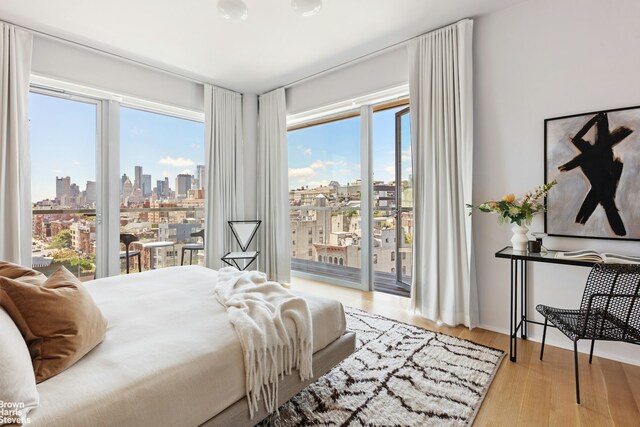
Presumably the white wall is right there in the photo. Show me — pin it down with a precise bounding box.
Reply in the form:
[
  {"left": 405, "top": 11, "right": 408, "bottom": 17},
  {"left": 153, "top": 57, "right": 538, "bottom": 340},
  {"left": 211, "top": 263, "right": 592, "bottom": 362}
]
[
  {"left": 474, "top": 0, "right": 640, "bottom": 365},
  {"left": 31, "top": 35, "right": 203, "bottom": 111},
  {"left": 286, "top": 45, "right": 407, "bottom": 115}
]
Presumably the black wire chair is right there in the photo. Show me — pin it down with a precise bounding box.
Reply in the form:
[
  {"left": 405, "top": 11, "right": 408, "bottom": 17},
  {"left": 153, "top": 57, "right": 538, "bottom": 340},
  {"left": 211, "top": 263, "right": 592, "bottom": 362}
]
[
  {"left": 536, "top": 264, "right": 640, "bottom": 404},
  {"left": 119, "top": 233, "right": 141, "bottom": 274},
  {"left": 181, "top": 229, "right": 204, "bottom": 265}
]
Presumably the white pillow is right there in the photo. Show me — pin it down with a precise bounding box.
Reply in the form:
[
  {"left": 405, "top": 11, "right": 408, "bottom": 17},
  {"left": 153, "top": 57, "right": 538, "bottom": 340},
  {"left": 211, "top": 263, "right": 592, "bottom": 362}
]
[{"left": 0, "top": 307, "right": 39, "bottom": 425}]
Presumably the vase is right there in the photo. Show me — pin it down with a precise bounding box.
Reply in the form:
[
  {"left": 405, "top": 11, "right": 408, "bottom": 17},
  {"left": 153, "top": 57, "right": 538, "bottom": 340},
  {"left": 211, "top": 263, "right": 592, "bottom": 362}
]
[{"left": 511, "top": 223, "right": 529, "bottom": 252}]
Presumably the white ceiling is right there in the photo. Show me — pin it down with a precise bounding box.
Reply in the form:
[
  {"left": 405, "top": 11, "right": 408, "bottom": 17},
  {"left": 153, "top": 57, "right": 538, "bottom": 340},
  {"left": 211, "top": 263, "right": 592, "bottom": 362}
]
[{"left": 0, "top": 0, "right": 523, "bottom": 93}]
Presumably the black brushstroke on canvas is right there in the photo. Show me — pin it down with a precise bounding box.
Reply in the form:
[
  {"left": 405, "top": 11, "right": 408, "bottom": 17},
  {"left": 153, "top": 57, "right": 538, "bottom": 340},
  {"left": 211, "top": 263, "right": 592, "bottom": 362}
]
[{"left": 558, "top": 112, "right": 633, "bottom": 236}]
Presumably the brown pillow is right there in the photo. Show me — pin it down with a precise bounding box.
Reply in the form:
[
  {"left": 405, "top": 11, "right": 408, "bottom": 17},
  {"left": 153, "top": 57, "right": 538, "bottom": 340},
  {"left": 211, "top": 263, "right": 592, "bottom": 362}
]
[
  {"left": 0, "top": 261, "right": 46, "bottom": 285},
  {"left": 0, "top": 267, "right": 108, "bottom": 383}
]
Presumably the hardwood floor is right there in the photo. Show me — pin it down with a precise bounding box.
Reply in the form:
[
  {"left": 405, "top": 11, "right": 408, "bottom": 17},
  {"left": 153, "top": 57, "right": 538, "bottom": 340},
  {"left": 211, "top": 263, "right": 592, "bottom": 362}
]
[{"left": 290, "top": 277, "right": 640, "bottom": 426}]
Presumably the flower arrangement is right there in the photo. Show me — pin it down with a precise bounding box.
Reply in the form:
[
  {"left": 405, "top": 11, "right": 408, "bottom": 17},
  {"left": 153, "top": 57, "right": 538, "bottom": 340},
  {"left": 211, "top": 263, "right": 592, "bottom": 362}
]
[{"left": 467, "top": 181, "right": 557, "bottom": 226}]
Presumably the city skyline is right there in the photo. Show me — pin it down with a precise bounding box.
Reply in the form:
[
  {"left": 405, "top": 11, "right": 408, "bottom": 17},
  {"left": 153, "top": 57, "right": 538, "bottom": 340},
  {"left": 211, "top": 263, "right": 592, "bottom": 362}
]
[{"left": 29, "top": 93, "right": 205, "bottom": 202}]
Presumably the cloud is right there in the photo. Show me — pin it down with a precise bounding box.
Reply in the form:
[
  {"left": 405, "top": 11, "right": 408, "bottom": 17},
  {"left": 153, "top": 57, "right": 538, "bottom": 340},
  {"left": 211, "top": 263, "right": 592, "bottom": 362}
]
[
  {"left": 161, "top": 170, "right": 171, "bottom": 178},
  {"left": 306, "top": 180, "right": 329, "bottom": 189},
  {"left": 51, "top": 169, "right": 63, "bottom": 174},
  {"left": 303, "top": 148, "right": 312, "bottom": 156},
  {"left": 158, "top": 156, "right": 194, "bottom": 167},
  {"left": 72, "top": 160, "right": 81, "bottom": 166},
  {"left": 288, "top": 167, "right": 316, "bottom": 179},
  {"left": 401, "top": 154, "right": 410, "bottom": 162},
  {"left": 309, "top": 160, "right": 344, "bottom": 169},
  {"left": 384, "top": 165, "right": 395, "bottom": 174},
  {"left": 179, "top": 169, "right": 194, "bottom": 176}
]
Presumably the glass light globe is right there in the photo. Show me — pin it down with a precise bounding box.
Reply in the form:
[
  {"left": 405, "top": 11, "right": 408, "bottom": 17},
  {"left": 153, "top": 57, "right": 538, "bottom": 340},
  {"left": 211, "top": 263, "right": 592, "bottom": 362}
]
[
  {"left": 217, "top": 0, "right": 248, "bottom": 21},
  {"left": 292, "top": 0, "right": 323, "bottom": 17}
]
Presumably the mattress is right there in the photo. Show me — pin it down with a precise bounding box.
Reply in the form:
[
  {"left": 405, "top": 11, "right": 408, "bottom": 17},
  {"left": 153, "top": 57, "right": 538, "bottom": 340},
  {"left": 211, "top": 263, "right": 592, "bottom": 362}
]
[{"left": 27, "top": 266, "right": 347, "bottom": 427}]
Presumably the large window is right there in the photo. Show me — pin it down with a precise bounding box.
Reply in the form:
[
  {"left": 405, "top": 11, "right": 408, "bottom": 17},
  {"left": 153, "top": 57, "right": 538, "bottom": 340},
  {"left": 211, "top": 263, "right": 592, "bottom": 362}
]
[
  {"left": 288, "top": 99, "right": 412, "bottom": 296},
  {"left": 288, "top": 115, "right": 362, "bottom": 286},
  {"left": 29, "top": 91, "right": 99, "bottom": 280},
  {"left": 119, "top": 107, "right": 205, "bottom": 272},
  {"left": 29, "top": 85, "right": 205, "bottom": 278}
]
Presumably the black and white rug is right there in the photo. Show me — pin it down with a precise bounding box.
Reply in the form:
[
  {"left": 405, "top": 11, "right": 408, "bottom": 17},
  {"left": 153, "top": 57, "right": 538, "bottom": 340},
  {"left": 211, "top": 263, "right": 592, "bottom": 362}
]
[{"left": 262, "top": 307, "right": 505, "bottom": 427}]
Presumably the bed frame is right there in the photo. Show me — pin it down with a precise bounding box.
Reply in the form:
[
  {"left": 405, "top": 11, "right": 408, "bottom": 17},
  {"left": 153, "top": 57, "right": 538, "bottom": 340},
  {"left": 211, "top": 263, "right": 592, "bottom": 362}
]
[{"left": 200, "top": 331, "right": 356, "bottom": 427}]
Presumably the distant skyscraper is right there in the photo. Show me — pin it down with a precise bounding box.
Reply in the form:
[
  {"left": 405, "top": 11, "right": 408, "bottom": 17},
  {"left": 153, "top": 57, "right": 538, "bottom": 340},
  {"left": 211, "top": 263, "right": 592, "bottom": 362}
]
[
  {"left": 176, "top": 174, "right": 192, "bottom": 198},
  {"left": 122, "top": 176, "right": 133, "bottom": 202},
  {"left": 163, "top": 177, "right": 170, "bottom": 198},
  {"left": 134, "top": 166, "right": 143, "bottom": 190},
  {"left": 142, "top": 174, "right": 152, "bottom": 197},
  {"left": 56, "top": 176, "right": 71, "bottom": 206},
  {"left": 197, "top": 165, "right": 205, "bottom": 189},
  {"left": 156, "top": 180, "right": 165, "bottom": 198},
  {"left": 121, "top": 173, "right": 129, "bottom": 196},
  {"left": 85, "top": 181, "right": 96, "bottom": 204}
]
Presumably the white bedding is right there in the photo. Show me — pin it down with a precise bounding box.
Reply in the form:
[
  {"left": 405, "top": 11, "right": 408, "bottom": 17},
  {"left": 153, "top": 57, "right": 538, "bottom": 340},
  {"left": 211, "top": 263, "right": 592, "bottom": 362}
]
[{"left": 27, "top": 266, "right": 346, "bottom": 427}]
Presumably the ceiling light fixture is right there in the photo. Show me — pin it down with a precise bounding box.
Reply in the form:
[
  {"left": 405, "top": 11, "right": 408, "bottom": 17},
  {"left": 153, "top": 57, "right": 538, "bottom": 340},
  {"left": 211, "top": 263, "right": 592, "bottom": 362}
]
[
  {"left": 217, "top": 0, "right": 248, "bottom": 21},
  {"left": 291, "top": 0, "right": 323, "bottom": 17}
]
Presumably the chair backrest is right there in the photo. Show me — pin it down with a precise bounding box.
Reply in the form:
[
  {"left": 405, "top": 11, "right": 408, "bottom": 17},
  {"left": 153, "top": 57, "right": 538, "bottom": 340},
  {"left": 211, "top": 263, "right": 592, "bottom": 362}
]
[
  {"left": 580, "top": 264, "right": 640, "bottom": 341},
  {"left": 190, "top": 229, "right": 204, "bottom": 242},
  {"left": 120, "top": 233, "right": 138, "bottom": 249}
]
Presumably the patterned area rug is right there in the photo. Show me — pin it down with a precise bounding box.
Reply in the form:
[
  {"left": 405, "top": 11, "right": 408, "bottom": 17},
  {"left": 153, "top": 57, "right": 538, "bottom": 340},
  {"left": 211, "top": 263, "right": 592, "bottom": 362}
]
[{"left": 262, "top": 307, "right": 505, "bottom": 427}]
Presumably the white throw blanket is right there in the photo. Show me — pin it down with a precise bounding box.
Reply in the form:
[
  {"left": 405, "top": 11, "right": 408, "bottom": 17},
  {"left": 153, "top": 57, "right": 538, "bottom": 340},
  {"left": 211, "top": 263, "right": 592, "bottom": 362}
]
[{"left": 214, "top": 267, "right": 313, "bottom": 417}]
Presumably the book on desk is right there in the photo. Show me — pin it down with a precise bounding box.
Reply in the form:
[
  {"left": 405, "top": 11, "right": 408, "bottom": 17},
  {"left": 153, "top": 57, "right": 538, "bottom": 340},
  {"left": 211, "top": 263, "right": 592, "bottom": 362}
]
[{"left": 555, "top": 250, "right": 640, "bottom": 264}]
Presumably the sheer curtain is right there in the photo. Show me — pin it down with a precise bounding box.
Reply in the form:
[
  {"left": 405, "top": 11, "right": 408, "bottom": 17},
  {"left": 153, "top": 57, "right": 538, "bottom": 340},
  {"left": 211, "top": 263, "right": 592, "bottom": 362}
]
[
  {"left": 257, "top": 88, "right": 290, "bottom": 282},
  {"left": 0, "top": 24, "right": 33, "bottom": 266},
  {"left": 203, "top": 84, "right": 244, "bottom": 269},
  {"left": 408, "top": 19, "right": 478, "bottom": 327}
]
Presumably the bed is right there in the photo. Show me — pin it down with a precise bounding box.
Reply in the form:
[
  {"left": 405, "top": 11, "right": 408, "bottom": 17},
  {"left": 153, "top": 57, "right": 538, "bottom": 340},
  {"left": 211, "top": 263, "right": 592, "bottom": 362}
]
[{"left": 25, "top": 265, "right": 355, "bottom": 427}]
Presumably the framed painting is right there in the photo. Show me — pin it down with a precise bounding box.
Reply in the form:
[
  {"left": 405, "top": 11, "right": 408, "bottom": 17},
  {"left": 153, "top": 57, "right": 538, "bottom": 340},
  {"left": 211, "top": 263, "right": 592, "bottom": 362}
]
[{"left": 544, "top": 105, "right": 640, "bottom": 241}]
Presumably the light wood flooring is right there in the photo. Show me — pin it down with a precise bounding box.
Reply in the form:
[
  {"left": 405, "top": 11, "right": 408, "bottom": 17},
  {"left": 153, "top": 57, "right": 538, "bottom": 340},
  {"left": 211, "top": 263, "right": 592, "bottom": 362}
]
[{"left": 290, "top": 277, "right": 640, "bottom": 426}]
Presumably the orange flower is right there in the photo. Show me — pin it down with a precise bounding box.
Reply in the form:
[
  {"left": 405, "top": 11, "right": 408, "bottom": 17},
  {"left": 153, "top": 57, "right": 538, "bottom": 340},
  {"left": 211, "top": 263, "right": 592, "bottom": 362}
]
[
  {"left": 489, "top": 201, "right": 499, "bottom": 209},
  {"left": 502, "top": 194, "right": 516, "bottom": 203}
]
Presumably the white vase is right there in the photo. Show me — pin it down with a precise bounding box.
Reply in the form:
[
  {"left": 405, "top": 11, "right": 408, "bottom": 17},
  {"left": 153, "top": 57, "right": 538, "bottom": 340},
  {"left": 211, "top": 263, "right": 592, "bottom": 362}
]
[{"left": 511, "top": 223, "right": 529, "bottom": 252}]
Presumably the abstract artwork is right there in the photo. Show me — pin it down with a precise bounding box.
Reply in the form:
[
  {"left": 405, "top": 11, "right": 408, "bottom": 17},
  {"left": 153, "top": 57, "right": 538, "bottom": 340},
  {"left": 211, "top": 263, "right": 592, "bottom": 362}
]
[{"left": 545, "top": 106, "right": 640, "bottom": 240}]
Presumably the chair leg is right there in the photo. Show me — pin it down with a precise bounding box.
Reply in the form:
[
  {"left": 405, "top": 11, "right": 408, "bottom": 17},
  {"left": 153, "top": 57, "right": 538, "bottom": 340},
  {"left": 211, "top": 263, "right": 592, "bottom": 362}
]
[
  {"left": 540, "top": 318, "right": 548, "bottom": 361},
  {"left": 137, "top": 253, "right": 142, "bottom": 272},
  {"left": 125, "top": 248, "right": 130, "bottom": 274},
  {"left": 573, "top": 341, "right": 581, "bottom": 404},
  {"left": 190, "top": 250, "right": 193, "bottom": 265},
  {"left": 589, "top": 339, "right": 595, "bottom": 364},
  {"left": 181, "top": 249, "right": 185, "bottom": 266}
]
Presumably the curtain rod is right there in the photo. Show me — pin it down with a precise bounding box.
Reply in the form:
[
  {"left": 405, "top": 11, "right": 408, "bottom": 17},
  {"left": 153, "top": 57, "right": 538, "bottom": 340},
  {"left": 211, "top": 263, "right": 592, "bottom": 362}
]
[
  {"left": 0, "top": 18, "right": 235, "bottom": 91},
  {"left": 282, "top": 18, "right": 470, "bottom": 91}
]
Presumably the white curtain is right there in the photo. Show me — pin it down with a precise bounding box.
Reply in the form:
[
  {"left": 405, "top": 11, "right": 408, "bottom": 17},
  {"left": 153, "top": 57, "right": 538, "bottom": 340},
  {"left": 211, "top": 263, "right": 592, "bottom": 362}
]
[
  {"left": 0, "top": 24, "right": 33, "bottom": 266},
  {"left": 203, "top": 85, "right": 244, "bottom": 269},
  {"left": 257, "top": 88, "right": 290, "bottom": 283},
  {"left": 408, "top": 19, "right": 478, "bottom": 328}
]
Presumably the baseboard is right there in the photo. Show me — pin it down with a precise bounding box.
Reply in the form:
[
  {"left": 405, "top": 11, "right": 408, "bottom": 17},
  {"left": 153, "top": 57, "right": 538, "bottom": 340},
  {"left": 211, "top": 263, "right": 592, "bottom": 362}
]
[{"left": 478, "top": 323, "right": 640, "bottom": 367}]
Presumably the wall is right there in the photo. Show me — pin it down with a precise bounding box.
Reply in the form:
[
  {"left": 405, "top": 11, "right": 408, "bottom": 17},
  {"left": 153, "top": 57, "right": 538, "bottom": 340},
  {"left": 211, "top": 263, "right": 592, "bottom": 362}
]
[
  {"left": 286, "top": 45, "right": 408, "bottom": 115},
  {"left": 474, "top": 0, "right": 640, "bottom": 364},
  {"left": 31, "top": 35, "right": 203, "bottom": 111}
]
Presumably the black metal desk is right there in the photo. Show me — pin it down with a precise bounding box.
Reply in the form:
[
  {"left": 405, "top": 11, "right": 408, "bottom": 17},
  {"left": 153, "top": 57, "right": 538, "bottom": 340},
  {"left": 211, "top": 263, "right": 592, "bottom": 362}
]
[{"left": 495, "top": 247, "right": 594, "bottom": 362}]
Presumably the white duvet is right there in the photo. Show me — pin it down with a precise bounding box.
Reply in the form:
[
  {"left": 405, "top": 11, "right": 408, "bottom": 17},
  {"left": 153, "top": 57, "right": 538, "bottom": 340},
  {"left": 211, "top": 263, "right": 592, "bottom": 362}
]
[{"left": 27, "top": 266, "right": 346, "bottom": 427}]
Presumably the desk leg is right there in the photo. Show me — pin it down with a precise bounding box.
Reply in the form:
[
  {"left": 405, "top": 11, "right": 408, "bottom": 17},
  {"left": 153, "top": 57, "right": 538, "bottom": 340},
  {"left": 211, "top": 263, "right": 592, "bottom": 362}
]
[
  {"left": 510, "top": 258, "right": 517, "bottom": 362},
  {"left": 522, "top": 260, "right": 528, "bottom": 339}
]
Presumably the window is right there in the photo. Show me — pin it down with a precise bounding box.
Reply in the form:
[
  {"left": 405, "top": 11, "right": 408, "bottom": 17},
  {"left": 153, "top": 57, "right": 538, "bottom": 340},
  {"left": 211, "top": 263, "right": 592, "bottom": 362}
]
[
  {"left": 373, "top": 254, "right": 378, "bottom": 264},
  {"left": 308, "top": 248, "right": 312, "bottom": 256},
  {"left": 30, "top": 91, "right": 99, "bottom": 280},
  {"left": 288, "top": 115, "right": 361, "bottom": 285},
  {"left": 391, "top": 251, "right": 395, "bottom": 261},
  {"left": 292, "top": 251, "right": 296, "bottom": 257},
  {"left": 119, "top": 107, "right": 205, "bottom": 272}
]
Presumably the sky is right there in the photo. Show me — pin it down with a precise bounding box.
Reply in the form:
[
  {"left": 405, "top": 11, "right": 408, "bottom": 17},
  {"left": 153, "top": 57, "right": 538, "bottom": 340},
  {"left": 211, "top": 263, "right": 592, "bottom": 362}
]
[
  {"left": 287, "top": 106, "right": 412, "bottom": 190},
  {"left": 29, "top": 92, "right": 204, "bottom": 201}
]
